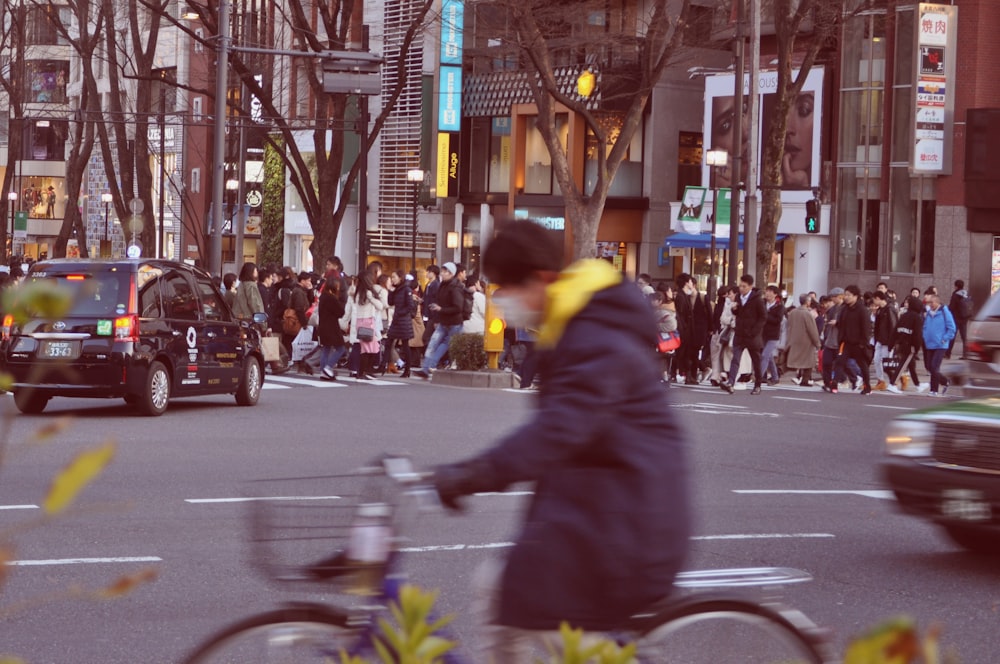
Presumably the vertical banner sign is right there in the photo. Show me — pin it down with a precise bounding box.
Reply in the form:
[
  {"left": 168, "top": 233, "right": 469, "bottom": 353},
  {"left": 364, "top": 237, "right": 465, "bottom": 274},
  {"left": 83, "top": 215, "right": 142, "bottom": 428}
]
[
  {"left": 436, "top": 133, "right": 459, "bottom": 198},
  {"left": 436, "top": 0, "right": 463, "bottom": 198},
  {"left": 912, "top": 4, "right": 958, "bottom": 175},
  {"left": 440, "top": 0, "right": 463, "bottom": 65}
]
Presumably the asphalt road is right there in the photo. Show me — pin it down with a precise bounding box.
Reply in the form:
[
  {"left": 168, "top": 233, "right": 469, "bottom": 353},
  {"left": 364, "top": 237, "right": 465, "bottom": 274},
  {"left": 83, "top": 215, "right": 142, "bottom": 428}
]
[{"left": 0, "top": 374, "right": 995, "bottom": 663}]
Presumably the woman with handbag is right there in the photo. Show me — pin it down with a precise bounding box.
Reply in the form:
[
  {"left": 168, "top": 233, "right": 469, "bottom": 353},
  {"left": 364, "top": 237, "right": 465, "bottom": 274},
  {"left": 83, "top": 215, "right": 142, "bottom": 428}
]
[
  {"left": 651, "top": 291, "right": 678, "bottom": 386},
  {"left": 340, "top": 270, "right": 386, "bottom": 380},
  {"left": 709, "top": 286, "right": 737, "bottom": 386}
]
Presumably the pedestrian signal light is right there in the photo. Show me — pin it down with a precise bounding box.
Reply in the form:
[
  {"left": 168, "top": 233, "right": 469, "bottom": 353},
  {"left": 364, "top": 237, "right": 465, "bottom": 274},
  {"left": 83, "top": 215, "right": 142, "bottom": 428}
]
[
  {"left": 805, "top": 198, "right": 820, "bottom": 234},
  {"left": 484, "top": 284, "right": 505, "bottom": 360}
]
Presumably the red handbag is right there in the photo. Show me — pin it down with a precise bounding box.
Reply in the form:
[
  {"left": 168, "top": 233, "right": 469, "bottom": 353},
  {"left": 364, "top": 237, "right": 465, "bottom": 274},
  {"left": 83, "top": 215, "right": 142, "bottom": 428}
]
[{"left": 657, "top": 331, "right": 682, "bottom": 353}]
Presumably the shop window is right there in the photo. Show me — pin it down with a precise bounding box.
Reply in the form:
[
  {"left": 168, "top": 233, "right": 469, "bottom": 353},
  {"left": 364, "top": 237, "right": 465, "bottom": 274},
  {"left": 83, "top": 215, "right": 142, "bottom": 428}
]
[
  {"left": 26, "top": 61, "right": 70, "bottom": 104},
  {"left": 523, "top": 115, "right": 567, "bottom": 195},
  {"left": 489, "top": 117, "right": 511, "bottom": 193},
  {"left": 583, "top": 112, "right": 643, "bottom": 198},
  {"left": 22, "top": 118, "right": 67, "bottom": 160},
  {"left": 19, "top": 177, "right": 65, "bottom": 219}
]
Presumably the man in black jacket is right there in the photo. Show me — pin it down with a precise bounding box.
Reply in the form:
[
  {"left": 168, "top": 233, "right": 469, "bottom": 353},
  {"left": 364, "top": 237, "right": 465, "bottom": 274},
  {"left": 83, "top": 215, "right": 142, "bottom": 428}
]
[
  {"left": 413, "top": 261, "right": 466, "bottom": 378},
  {"left": 836, "top": 284, "right": 873, "bottom": 395},
  {"left": 721, "top": 274, "right": 766, "bottom": 395},
  {"left": 433, "top": 221, "right": 690, "bottom": 659}
]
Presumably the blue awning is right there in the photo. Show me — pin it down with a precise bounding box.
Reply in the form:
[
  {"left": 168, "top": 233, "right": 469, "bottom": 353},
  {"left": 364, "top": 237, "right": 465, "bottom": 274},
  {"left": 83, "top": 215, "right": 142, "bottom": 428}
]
[{"left": 663, "top": 233, "right": 787, "bottom": 250}]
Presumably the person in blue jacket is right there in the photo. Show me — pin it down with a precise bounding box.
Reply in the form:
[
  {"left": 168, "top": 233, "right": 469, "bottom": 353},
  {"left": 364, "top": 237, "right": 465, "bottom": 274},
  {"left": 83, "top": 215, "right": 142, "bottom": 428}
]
[
  {"left": 432, "top": 220, "right": 691, "bottom": 662},
  {"left": 922, "top": 294, "right": 956, "bottom": 396}
]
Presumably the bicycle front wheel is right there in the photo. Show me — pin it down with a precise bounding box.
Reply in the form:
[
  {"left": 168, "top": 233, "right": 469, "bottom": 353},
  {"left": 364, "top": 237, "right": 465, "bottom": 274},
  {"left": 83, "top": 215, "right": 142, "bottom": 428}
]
[
  {"left": 636, "top": 596, "right": 828, "bottom": 663},
  {"left": 182, "top": 606, "right": 368, "bottom": 664}
]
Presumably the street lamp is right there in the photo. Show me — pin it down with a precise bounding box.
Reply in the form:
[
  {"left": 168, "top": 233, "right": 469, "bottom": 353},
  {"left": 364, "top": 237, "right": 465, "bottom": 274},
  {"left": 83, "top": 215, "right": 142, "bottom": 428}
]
[
  {"left": 706, "top": 149, "right": 728, "bottom": 303},
  {"left": 6, "top": 192, "right": 17, "bottom": 262},
  {"left": 101, "top": 193, "right": 113, "bottom": 256},
  {"left": 407, "top": 168, "right": 424, "bottom": 272}
]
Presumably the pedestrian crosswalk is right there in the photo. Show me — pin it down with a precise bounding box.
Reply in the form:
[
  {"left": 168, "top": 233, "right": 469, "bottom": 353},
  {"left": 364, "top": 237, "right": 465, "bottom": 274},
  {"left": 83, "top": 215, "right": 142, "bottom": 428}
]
[{"left": 263, "top": 374, "right": 408, "bottom": 389}]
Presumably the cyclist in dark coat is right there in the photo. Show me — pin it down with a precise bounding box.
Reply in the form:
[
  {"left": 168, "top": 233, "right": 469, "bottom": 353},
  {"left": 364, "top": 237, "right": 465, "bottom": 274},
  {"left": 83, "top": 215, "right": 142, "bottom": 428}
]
[{"left": 433, "top": 221, "right": 690, "bottom": 652}]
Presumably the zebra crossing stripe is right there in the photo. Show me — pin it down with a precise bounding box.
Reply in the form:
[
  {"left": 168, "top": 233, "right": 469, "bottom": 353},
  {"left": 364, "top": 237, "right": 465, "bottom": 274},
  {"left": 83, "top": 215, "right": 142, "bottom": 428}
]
[{"left": 265, "top": 375, "right": 345, "bottom": 388}]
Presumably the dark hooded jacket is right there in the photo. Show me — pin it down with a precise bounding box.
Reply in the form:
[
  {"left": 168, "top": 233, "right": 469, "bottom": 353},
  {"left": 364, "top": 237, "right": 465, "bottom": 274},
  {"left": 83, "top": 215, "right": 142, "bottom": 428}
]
[
  {"left": 433, "top": 260, "right": 690, "bottom": 631},
  {"left": 732, "top": 288, "right": 766, "bottom": 350}
]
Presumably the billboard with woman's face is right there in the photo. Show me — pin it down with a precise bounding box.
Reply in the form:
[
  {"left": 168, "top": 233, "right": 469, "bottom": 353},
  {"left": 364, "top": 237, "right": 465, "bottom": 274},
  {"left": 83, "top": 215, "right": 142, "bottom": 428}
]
[{"left": 703, "top": 68, "right": 824, "bottom": 199}]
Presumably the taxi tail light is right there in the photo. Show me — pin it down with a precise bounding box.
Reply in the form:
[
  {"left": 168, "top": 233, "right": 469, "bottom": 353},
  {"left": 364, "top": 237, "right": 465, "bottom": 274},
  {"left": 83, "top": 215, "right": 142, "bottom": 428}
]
[
  {"left": 114, "top": 315, "right": 139, "bottom": 342},
  {"left": 2, "top": 314, "right": 12, "bottom": 340},
  {"left": 965, "top": 340, "right": 988, "bottom": 362}
]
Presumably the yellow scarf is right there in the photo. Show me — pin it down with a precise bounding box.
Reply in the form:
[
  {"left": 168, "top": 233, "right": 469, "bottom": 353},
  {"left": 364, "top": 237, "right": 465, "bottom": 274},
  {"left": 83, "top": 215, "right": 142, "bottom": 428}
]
[{"left": 536, "top": 259, "right": 623, "bottom": 349}]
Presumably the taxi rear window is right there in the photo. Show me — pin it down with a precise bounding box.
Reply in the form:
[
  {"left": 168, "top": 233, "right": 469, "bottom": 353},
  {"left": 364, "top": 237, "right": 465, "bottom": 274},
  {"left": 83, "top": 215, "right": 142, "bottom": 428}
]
[{"left": 26, "top": 272, "right": 129, "bottom": 317}]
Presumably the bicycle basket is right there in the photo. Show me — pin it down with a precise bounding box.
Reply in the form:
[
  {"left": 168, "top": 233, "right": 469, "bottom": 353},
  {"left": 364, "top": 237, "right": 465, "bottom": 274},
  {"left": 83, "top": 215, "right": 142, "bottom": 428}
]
[{"left": 246, "top": 466, "right": 405, "bottom": 595}]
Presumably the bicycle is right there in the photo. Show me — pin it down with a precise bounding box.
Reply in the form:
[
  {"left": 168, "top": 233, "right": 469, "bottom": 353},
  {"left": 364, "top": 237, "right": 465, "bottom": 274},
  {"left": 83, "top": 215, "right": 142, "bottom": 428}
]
[{"left": 182, "top": 457, "right": 832, "bottom": 663}]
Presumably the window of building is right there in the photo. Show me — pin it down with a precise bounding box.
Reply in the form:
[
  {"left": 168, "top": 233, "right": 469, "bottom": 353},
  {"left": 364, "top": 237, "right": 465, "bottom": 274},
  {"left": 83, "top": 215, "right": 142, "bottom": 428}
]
[
  {"left": 22, "top": 118, "right": 67, "bottom": 161},
  {"left": 524, "top": 115, "right": 568, "bottom": 195},
  {"left": 583, "top": 112, "right": 643, "bottom": 198},
  {"left": 836, "top": 7, "right": 932, "bottom": 275},
  {"left": 26, "top": 60, "right": 70, "bottom": 104},
  {"left": 192, "top": 96, "right": 203, "bottom": 121},
  {"left": 194, "top": 28, "right": 204, "bottom": 54},
  {"left": 191, "top": 167, "right": 201, "bottom": 194},
  {"left": 26, "top": 5, "right": 69, "bottom": 46},
  {"left": 19, "top": 176, "right": 66, "bottom": 219}
]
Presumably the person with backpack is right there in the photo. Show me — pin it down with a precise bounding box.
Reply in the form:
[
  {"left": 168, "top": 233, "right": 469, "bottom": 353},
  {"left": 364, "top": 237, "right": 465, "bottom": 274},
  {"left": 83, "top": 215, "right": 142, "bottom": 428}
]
[
  {"left": 923, "top": 294, "right": 957, "bottom": 396},
  {"left": 413, "top": 262, "right": 466, "bottom": 379},
  {"left": 948, "top": 279, "right": 973, "bottom": 359}
]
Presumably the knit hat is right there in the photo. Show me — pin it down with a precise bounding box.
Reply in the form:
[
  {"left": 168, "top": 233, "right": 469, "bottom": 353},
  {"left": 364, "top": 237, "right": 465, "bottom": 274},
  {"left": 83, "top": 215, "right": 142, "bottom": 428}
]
[
  {"left": 441, "top": 262, "right": 457, "bottom": 275},
  {"left": 828, "top": 287, "right": 845, "bottom": 296}
]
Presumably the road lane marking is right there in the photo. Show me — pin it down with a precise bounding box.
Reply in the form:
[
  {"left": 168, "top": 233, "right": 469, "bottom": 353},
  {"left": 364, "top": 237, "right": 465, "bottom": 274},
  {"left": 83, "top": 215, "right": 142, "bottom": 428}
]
[
  {"left": 794, "top": 412, "right": 843, "bottom": 419},
  {"left": 773, "top": 396, "right": 819, "bottom": 402},
  {"left": 671, "top": 403, "right": 780, "bottom": 417},
  {"left": 9, "top": 556, "right": 162, "bottom": 566},
  {"left": 0, "top": 504, "right": 38, "bottom": 510},
  {"left": 691, "top": 533, "right": 834, "bottom": 540},
  {"left": 692, "top": 402, "right": 748, "bottom": 409},
  {"left": 261, "top": 383, "right": 291, "bottom": 390},
  {"left": 473, "top": 491, "right": 533, "bottom": 497},
  {"left": 734, "top": 489, "right": 894, "bottom": 500},
  {"left": 865, "top": 404, "right": 914, "bottom": 410},
  {"left": 398, "top": 533, "right": 833, "bottom": 553},
  {"left": 185, "top": 495, "right": 343, "bottom": 504},
  {"left": 266, "top": 375, "right": 344, "bottom": 388}
]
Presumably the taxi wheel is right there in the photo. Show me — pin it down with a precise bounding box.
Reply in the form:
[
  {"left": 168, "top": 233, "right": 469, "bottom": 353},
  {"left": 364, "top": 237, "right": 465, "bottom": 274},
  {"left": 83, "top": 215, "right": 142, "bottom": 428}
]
[
  {"left": 14, "top": 390, "right": 49, "bottom": 415},
  {"left": 236, "top": 357, "right": 262, "bottom": 406},
  {"left": 943, "top": 525, "right": 1000, "bottom": 554},
  {"left": 137, "top": 361, "right": 171, "bottom": 416}
]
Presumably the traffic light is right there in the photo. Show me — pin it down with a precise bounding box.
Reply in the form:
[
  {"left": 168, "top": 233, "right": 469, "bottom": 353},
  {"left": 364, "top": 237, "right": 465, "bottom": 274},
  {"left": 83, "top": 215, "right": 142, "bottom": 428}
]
[
  {"left": 484, "top": 284, "right": 505, "bottom": 368},
  {"left": 805, "top": 198, "right": 820, "bottom": 234}
]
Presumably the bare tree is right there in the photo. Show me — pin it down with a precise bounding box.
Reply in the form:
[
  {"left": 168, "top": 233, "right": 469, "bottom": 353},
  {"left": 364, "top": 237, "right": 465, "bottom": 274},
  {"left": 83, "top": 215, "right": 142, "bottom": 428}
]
[
  {"left": 754, "top": 0, "right": 840, "bottom": 286},
  {"left": 47, "top": 0, "right": 106, "bottom": 258},
  {"left": 0, "top": 0, "right": 26, "bottom": 261},
  {"left": 181, "top": 0, "right": 435, "bottom": 269},
  {"left": 477, "top": 0, "right": 693, "bottom": 260},
  {"left": 92, "top": 0, "right": 166, "bottom": 259}
]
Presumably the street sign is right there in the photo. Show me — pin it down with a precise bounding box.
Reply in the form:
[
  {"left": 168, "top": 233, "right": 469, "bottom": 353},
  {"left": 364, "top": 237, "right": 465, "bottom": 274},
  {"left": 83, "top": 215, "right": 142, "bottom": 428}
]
[{"left": 13, "top": 211, "right": 27, "bottom": 239}]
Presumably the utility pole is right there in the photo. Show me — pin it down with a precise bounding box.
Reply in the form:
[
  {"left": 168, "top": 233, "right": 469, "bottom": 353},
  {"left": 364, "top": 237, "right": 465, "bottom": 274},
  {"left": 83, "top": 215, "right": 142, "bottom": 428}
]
[
  {"left": 727, "top": 0, "right": 747, "bottom": 286},
  {"left": 745, "top": 0, "right": 760, "bottom": 281},
  {"left": 208, "top": 0, "right": 231, "bottom": 277}
]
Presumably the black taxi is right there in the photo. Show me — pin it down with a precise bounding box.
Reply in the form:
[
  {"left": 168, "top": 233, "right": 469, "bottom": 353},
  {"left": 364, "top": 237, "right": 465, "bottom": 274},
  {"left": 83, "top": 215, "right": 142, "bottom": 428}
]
[{"left": 1, "top": 259, "right": 266, "bottom": 416}]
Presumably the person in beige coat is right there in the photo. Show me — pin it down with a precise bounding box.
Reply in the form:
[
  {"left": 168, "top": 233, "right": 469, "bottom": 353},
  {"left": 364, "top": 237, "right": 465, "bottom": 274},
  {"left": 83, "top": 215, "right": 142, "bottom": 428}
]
[{"left": 785, "top": 293, "right": 821, "bottom": 387}]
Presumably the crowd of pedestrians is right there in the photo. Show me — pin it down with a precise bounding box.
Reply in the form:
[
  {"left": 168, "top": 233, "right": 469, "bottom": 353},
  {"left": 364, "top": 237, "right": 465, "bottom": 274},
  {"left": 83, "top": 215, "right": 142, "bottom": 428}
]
[
  {"left": 223, "top": 257, "right": 483, "bottom": 382},
  {"left": 646, "top": 274, "right": 970, "bottom": 398}
]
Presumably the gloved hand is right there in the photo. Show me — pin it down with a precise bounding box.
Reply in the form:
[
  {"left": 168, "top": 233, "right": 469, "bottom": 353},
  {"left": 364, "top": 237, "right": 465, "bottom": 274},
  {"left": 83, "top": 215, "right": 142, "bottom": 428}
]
[{"left": 432, "top": 464, "right": 471, "bottom": 513}]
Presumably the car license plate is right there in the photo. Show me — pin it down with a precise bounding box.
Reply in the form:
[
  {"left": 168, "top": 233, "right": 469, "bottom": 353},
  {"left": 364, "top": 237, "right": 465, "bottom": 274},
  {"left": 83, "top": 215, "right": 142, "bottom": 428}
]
[
  {"left": 43, "top": 341, "right": 78, "bottom": 359},
  {"left": 941, "top": 489, "right": 992, "bottom": 522}
]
